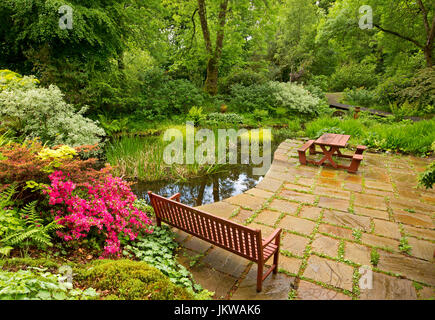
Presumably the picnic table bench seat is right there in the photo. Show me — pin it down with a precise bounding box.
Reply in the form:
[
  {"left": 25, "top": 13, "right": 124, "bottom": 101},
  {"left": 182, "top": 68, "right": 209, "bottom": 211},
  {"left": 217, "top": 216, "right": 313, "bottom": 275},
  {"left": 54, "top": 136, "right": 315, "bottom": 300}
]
[{"left": 148, "top": 192, "right": 282, "bottom": 292}]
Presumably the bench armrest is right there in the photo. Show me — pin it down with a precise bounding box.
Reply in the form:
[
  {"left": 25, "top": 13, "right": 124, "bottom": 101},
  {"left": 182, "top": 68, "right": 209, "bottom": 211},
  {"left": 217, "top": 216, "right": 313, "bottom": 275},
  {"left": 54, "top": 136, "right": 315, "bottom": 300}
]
[
  {"left": 262, "top": 228, "right": 282, "bottom": 247},
  {"left": 169, "top": 193, "right": 181, "bottom": 202}
]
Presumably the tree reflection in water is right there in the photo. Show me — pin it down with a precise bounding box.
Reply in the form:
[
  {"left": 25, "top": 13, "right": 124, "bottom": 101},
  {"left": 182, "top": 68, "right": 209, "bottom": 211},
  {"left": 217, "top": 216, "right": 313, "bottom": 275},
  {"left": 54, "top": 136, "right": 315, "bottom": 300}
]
[{"left": 133, "top": 163, "right": 265, "bottom": 207}]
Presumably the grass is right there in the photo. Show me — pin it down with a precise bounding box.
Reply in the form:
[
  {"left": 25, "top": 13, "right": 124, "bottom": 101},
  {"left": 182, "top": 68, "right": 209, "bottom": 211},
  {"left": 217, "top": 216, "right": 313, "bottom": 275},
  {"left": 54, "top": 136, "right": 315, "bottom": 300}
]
[{"left": 305, "top": 115, "right": 435, "bottom": 155}]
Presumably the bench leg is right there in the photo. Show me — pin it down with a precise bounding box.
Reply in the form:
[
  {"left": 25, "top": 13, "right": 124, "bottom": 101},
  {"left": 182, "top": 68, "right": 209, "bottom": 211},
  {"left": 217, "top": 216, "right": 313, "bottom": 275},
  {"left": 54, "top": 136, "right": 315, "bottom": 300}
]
[
  {"left": 156, "top": 218, "right": 162, "bottom": 227},
  {"left": 257, "top": 263, "right": 263, "bottom": 292},
  {"left": 298, "top": 151, "right": 307, "bottom": 165},
  {"left": 348, "top": 159, "right": 362, "bottom": 173},
  {"left": 272, "top": 251, "right": 279, "bottom": 275}
]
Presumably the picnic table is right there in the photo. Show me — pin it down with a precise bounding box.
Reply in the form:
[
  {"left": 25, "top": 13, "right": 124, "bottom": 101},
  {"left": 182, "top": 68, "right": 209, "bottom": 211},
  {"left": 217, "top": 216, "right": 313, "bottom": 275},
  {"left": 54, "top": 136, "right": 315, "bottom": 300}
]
[{"left": 298, "top": 133, "right": 367, "bottom": 173}]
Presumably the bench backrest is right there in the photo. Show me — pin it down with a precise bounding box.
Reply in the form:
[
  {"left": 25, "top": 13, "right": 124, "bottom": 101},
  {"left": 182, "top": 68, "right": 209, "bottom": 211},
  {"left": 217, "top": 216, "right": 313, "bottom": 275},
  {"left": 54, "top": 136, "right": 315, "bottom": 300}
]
[{"left": 149, "top": 193, "right": 262, "bottom": 262}]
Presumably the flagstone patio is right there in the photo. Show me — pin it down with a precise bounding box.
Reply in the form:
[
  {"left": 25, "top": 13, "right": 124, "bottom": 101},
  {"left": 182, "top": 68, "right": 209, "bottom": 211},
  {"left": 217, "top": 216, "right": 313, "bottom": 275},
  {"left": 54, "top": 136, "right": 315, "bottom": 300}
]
[{"left": 174, "top": 139, "right": 435, "bottom": 300}]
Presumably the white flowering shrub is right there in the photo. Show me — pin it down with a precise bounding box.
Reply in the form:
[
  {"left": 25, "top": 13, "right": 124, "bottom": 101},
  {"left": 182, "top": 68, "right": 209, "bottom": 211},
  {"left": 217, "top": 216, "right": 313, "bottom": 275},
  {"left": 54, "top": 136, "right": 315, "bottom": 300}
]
[
  {"left": 269, "top": 81, "right": 327, "bottom": 115},
  {"left": 0, "top": 85, "right": 105, "bottom": 147}
]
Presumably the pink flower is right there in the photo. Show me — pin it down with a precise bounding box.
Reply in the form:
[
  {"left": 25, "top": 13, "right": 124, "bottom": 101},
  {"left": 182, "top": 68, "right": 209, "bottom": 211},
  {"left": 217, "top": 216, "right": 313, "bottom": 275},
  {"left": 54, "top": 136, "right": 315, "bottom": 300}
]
[{"left": 47, "top": 171, "right": 153, "bottom": 257}]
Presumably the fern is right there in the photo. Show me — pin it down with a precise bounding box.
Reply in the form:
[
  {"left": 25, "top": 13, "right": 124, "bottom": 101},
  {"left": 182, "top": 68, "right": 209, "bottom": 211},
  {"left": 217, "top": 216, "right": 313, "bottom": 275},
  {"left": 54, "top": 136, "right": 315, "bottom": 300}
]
[
  {"left": 1, "top": 201, "right": 63, "bottom": 248},
  {"left": 0, "top": 183, "right": 17, "bottom": 208}
]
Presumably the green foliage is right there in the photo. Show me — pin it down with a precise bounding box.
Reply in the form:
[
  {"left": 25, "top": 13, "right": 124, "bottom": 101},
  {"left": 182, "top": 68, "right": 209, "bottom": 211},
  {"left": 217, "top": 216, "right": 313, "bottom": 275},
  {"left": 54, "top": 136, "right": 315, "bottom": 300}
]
[
  {"left": 343, "top": 88, "right": 380, "bottom": 108},
  {"left": 1, "top": 201, "right": 63, "bottom": 249},
  {"left": 123, "top": 226, "right": 208, "bottom": 296},
  {"left": 220, "top": 68, "right": 268, "bottom": 94},
  {"left": 0, "top": 70, "right": 39, "bottom": 92},
  {"left": 305, "top": 116, "right": 435, "bottom": 155},
  {"left": 329, "top": 63, "right": 379, "bottom": 92},
  {"left": 0, "top": 268, "right": 98, "bottom": 300},
  {"left": 98, "top": 115, "right": 129, "bottom": 137},
  {"left": 205, "top": 113, "right": 244, "bottom": 126},
  {"left": 398, "top": 67, "right": 435, "bottom": 108},
  {"left": 0, "top": 74, "right": 105, "bottom": 147},
  {"left": 370, "top": 248, "right": 380, "bottom": 266},
  {"left": 419, "top": 161, "right": 435, "bottom": 190},
  {"left": 253, "top": 109, "right": 269, "bottom": 122},
  {"left": 78, "top": 259, "right": 198, "bottom": 300},
  {"left": 187, "top": 107, "right": 206, "bottom": 126},
  {"left": 230, "top": 81, "right": 324, "bottom": 117},
  {"left": 230, "top": 83, "right": 276, "bottom": 113},
  {"left": 399, "top": 236, "right": 412, "bottom": 254}
]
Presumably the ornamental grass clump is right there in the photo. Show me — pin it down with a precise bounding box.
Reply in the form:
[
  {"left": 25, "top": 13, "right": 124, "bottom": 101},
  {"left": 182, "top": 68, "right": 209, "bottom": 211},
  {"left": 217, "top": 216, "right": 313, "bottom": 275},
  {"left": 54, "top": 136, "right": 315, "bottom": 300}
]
[{"left": 45, "top": 171, "right": 153, "bottom": 257}]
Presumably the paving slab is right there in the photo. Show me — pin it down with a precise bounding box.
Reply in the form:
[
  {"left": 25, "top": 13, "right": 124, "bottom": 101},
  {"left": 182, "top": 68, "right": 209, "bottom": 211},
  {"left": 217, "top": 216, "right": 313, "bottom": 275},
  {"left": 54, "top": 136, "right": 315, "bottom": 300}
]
[
  {"left": 354, "top": 193, "right": 388, "bottom": 211},
  {"left": 373, "top": 219, "right": 402, "bottom": 239},
  {"left": 201, "top": 247, "right": 250, "bottom": 278},
  {"left": 303, "top": 255, "right": 354, "bottom": 291},
  {"left": 198, "top": 201, "right": 238, "bottom": 219},
  {"left": 278, "top": 255, "right": 302, "bottom": 274},
  {"left": 297, "top": 280, "right": 352, "bottom": 300},
  {"left": 299, "top": 206, "right": 323, "bottom": 221},
  {"left": 246, "top": 188, "right": 274, "bottom": 199},
  {"left": 256, "top": 178, "right": 283, "bottom": 192},
  {"left": 311, "top": 235, "right": 340, "bottom": 258},
  {"left": 344, "top": 242, "right": 372, "bottom": 266},
  {"left": 407, "top": 237, "right": 435, "bottom": 261},
  {"left": 318, "top": 224, "right": 354, "bottom": 240},
  {"left": 268, "top": 199, "right": 299, "bottom": 215},
  {"left": 224, "top": 194, "right": 266, "bottom": 211},
  {"left": 255, "top": 210, "right": 282, "bottom": 226},
  {"left": 323, "top": 210, "right": 371, "bottom": 232},
  {"left": 281, "top": 233, "right": 310, "bottom": 257},
  {"left": 359, "top": 271, "right": 417, "bottom": 300},
  {"left": 278, "top": 215, "right": 316, "bottom": 236},
  {"left": 378, "top": 252, "right": 435, "bottom": 286},
  {"left": 231, "top": 266, "right": 296, "bottom": 300},
  {"left": 279, "top": 189, "right": 317, "bottom": 204},
  {"left": 318, "top": 197, "right": 350, "bottom": 212},
  {"left": 189, "top": 264, "right": 238, "bottom": 299},
  {"left": 361, "top": 233, "right": 399, "bottom": 252}
]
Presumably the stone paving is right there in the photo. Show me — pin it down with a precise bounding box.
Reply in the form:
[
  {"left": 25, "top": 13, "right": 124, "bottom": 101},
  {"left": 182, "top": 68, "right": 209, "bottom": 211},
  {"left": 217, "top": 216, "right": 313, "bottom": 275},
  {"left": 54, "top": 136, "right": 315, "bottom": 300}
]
[{"left": 174, "top": 139, "right": 435, "bottom": 300}]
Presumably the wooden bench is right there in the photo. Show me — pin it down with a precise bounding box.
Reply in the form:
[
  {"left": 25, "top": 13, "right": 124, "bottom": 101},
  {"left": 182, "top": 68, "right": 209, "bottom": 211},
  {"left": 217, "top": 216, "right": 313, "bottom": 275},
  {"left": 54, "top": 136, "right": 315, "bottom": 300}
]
[{"left": 148, "top": 192, "right": 282, "bottom": 292}]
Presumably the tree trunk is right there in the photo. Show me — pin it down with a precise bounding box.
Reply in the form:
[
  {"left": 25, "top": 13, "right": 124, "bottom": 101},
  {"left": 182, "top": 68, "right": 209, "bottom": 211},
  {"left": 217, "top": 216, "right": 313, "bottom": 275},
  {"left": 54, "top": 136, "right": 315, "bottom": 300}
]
[
  {"left": 205, "top": 57, "right": 219, "bottom": 95},
  {"left": 424, "top": 46, "right": 433, "bottom": 67},
  {"left": 197, "top": 0, "right": 229, "bottom": 95}
]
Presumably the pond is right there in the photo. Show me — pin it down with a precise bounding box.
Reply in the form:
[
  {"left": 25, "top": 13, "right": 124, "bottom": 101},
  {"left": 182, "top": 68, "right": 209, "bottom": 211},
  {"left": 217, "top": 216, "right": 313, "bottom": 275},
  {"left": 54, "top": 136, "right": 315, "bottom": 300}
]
[
  {"left": 132, "top": 137, "right": 287, "bottom": 207},
  {"left": 132, "top": 164, "right": 265, "bottom": 207}
]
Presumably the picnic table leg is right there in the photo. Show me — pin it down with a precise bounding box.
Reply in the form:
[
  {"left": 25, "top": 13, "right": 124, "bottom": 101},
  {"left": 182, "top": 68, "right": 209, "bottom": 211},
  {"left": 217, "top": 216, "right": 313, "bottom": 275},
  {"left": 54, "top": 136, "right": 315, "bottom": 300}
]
[{"left": 317, "top": 146, "right": 339, "bottom": 168}]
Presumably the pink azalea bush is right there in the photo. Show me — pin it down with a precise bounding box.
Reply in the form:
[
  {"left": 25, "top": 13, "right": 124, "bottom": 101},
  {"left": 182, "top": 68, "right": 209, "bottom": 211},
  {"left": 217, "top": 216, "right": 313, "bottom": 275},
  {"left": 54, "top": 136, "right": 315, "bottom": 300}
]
[{"left": 45, "top": 171, "right": 153, "bottom": 257}]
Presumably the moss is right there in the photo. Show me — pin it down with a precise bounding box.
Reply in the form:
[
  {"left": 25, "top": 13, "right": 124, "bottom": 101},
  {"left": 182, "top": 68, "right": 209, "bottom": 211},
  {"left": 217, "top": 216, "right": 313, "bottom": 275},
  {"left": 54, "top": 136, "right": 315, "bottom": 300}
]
[
  {"left": 0, "top": 257, "right": 65, "bottom": 272},
  {"left": 77, "top": 259, "right": 195, "bottom": 300}
]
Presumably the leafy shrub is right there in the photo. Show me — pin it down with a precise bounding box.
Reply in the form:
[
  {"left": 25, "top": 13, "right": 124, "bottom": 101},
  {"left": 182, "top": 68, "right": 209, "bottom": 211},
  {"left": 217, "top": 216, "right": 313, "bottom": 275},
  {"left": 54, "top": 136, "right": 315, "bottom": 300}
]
[
  {"left": 315, "top": 127, "right": 345, "bottom": 138},
  {"left": 77, "top": 259, "right": 195, "bottom": 300},
  {"left": 269, "top": 81, "right": 326, "bottom": 116},
  {"left": 0, "top": 188, "right": 63, "bottom": 256},
  {"left": 343, "top": 88, "right": 379, "bottom": 108},
  {"left": 0, "top": 70, "right": 39, "bottom": 92},
  {"left": 124, "top": 226, "right": 206, "bottom": 295},
  {"left": 329, "top": 63, "right": 378, "bottom": 91},
  {"left": 229, "top": 83, "right": 276, "bottom": 113},
  {"left": 419, "top": 161, "right": 435, "bottom": 189},
  {"left": 375, "top": 74, "right": 411, "bottom": 105},
  {"left": 305, "top": 116, "right": 435, "bottom": 155},
  {"left": 205, "top": 113, "right": 244, "bottom": 125},
  {"left": 187, "top": 106, "right": 206, "bottom": 126},
  {"left": 308, "top": 75, "right": 330, "bottom": 92},
  {"left": 98, "top": 115, "right": 129, "bottom": 137},
  {"left": 0, "top": 141, "right": 108, "bottom": 190},
  {"left": 45, "top": 171, "right": 153, "bottom": 257},
  {"left": 220, "top": 68, "right": 268, "bottom": 94},
  {"left": 0, "top": 84, "right": 105, "bottom": 147},
  {"left": 0, "top": 268, "right": 98, "bottom": 300},
  {"left": 139, "top": 78, "right": 205, "bottom": 120},
  {"left": 398, "top": 67, "right": 435, "bottom": 107},
  {"left": 253, "top": 109, "right": 269, "bottom": 122},
  {"left": 230, "top": 81, "right": 325, "bottom": 117}
]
